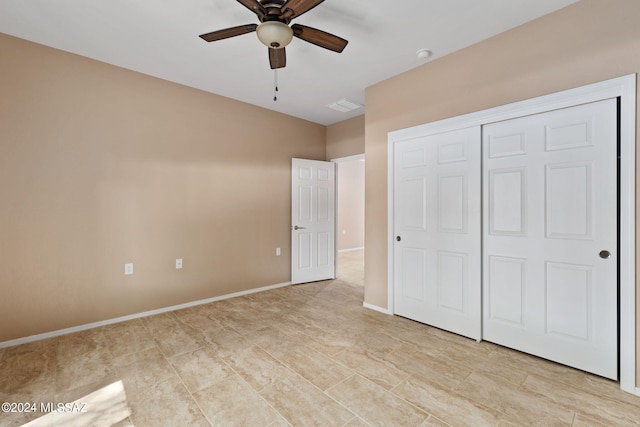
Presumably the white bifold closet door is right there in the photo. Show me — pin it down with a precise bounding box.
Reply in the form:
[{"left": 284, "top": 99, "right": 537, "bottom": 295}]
[
  {"left": 482, "top": 99, "right": 618, "bottom": 380},
  {"left": 393, "top": 127, "right": 482, "bottom": 341}
]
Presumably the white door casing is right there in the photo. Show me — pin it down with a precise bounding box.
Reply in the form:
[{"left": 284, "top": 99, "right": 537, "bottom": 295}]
[
  {"left": 482, "top": 99, "right": 618, "bottom": 380},
  {"left": 291, "top": 158, "right": 336, "bottom": 284},
  {"left": 393, "top": 127, "right": 482, "bottom": 340}
]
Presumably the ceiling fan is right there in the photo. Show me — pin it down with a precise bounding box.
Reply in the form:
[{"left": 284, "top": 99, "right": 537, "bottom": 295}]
[{"left": 199, "top": 0, "right": 348, "bottom": 69}]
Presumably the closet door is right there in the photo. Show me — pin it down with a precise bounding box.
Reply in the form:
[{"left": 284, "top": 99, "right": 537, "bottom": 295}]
[
  {"left": 394, "top": 127, "right": 481, "bottom": 340},
  {"left": 482, "top": 99, "right": 618, "bottom": 379}
]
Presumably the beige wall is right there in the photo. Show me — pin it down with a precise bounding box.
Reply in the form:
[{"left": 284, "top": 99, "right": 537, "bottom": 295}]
[
  {"left": 364, "top": 0, "right": 640, "bottom": 385},
  {"left": 0, "top": 33, "right": 326, "bottom": 342},
  {"left": 326, "top": 115, "right": 365, "bottom": 160}
]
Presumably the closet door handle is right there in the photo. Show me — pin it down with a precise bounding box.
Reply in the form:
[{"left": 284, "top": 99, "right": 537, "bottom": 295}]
[
  {"left": 599, "top": 250, "right": 611, "bottom": 259},
  {"left": 396, "top": 236, "right": 402, "bottom": 242}
]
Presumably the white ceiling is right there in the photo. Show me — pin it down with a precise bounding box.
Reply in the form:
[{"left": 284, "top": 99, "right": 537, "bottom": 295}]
[{"left": 0, "top": 0, "right": 578, "bottom": 125}]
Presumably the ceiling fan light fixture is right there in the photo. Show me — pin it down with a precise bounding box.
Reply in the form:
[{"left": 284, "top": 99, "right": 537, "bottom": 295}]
[{"left": 256, "top": 21, "right": 293, "bottom": 49}]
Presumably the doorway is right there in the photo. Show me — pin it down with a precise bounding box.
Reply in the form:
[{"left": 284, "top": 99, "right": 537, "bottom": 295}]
[{"left": 334, "top": 154, "right": 365, "bottom": 286}]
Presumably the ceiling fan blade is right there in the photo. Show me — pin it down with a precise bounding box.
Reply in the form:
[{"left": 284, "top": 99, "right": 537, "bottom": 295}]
[
  {"left": 269, "top": 47, "right": 287, "bottom": 69},
  {"left": 282, "top": 0, "right": 325, "bottom": 19},
  {"left": 291, "top": 24, "right": 348, "bottom": 53},
  {"left": 236, "top": 0, "right": 267, "bottom": 18},
  {"left": 199, "top": 24, "right": 258, "bottom": 42}
]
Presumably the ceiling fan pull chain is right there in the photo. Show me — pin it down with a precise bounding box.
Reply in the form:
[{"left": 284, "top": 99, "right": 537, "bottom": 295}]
[{"left": 273, "top": 69, "right": 279, "bottom": 101}]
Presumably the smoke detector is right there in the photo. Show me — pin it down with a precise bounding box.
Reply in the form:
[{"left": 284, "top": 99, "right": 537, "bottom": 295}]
[{"left": 416, "top": 48, "right": 432, "bottom": 60}]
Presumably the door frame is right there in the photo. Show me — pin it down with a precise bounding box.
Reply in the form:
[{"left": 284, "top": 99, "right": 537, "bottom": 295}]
[
  {"left": 331, "top": 154, "right": 366, "bottom": 279},
  {"left": 387, "top": 74, "right": 637, "bottom": 394}
]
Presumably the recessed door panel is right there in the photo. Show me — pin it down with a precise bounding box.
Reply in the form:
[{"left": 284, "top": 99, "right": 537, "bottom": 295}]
[
  {"left": 403, "top": 148, "right": 427, "bottom": 168},
  {"left": 401, "top": 178, "right": 427, "bottom": 230},
  {"left": 488, "top": 256, "right": 525, "bottom": 326},
  {"left": 317, "top": 231, "right": 331, "bottom": 267},
  {"left": 299, "top": 166, "right": 312, "bottom": 180},
  {"left": 546, "top": 163, "right": 592, "bottom": 239},
  {"left": 488, "top": 132, "right": 526, "bottom": 158},
  {"left": 545, "top": 262, "right": 592, "bottom": 340},
  {"left": 489, "top": 168, "right": 526, "bottom": 236},
  {"left": 437, "top": 251, "right": 466, "bottom": 312},
  {"left": 438, "top": 175, "right": 466, "bottom": 233},
  {"left": 545, "top": 121, "right": 592, "bottom": 151},
  {"left": 318, "top": 168, "right": 331, "bottom": 181},
  {"left": 402, "top": 248, "right": 426, "bottom": 302},
  {"left": 298, "top": 186, "right": 313, "bottom": 222},
  {"left": 317, "top": 187, "right": 330, "bottom": 222},
  {"left": 297, "top": 233, "right": 312, "bottom": 270},
  {"left": 438, "top": 141, "right": 466, "bottom": 164}
]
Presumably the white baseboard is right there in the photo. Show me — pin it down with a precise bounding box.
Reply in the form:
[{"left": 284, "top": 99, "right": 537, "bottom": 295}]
[
  {"left": 338, "top": 247, "right": 365, "bottom": 253},
  {"left": 363, "top": 302, "right": 392, "bottom": 315},
  {"left": 0, "top": 281, "right": 292, "bottom": 349}
]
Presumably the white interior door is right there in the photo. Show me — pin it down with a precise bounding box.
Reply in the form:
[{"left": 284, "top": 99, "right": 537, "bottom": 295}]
[
  {"left": 393, "top": 127, "right": 482, "bottom": 340},
  {"left": 482, "top": 99, "right": 618, "bottom": 379},
  {"left": 291, "top": 158, "right": 336, "bottom": 284}
]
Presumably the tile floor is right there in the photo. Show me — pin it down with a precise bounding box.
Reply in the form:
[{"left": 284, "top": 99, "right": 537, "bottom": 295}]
[{"left": 1, "top": 250, "right": 639, "bottom": 426}]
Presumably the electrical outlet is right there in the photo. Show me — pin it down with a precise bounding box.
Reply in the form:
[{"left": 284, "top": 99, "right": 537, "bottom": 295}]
[
  {"left": 176, "top": 258, "right": 183, "bottom": 269},
  {"left": 276, "top": 248, "right": 281, "bottom": 256},
  {"left": 124, "top": 263, "right": 134, "bottom": 275}
]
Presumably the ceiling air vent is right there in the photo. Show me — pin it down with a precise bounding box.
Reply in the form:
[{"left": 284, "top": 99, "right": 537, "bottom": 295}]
[{"left": 328, "top": 98, "right": 363, "bottom": 113}]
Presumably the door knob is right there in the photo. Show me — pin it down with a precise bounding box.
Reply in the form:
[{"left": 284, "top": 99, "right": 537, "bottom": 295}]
[
  {"left": 293, "top": 225, "right": 306, "bottom": 230},
  {"left": 396, "top": 236, "right": 402, "bottom": 242},
  {"left": 599, "top": 250, "right": 611, "bottom": 259}
]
